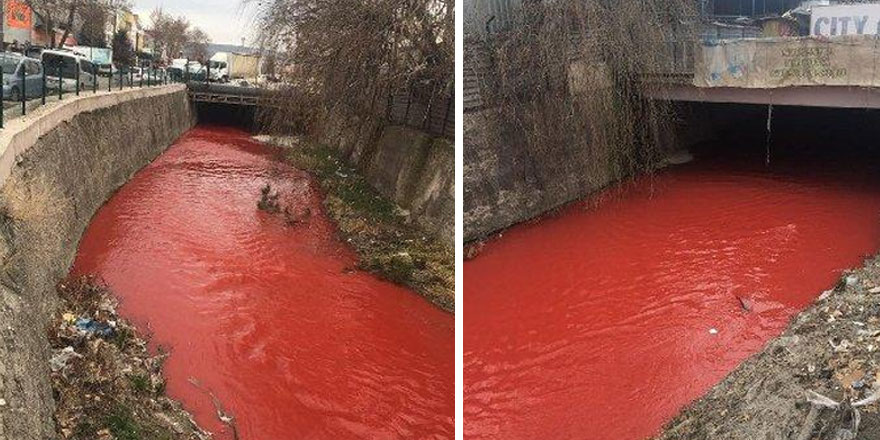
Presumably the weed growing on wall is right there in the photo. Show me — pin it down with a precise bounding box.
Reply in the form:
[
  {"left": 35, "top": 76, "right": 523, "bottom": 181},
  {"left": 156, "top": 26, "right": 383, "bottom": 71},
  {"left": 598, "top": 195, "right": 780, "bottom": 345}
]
[{"left": 479, "top": 0, "right": 696, "bottom": 185}]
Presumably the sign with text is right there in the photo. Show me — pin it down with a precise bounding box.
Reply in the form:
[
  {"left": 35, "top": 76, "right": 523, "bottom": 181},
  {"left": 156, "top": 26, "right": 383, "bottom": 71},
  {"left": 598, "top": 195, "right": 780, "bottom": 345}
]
[
  {"left": 694, "top": 36, "right": 880, "bottom": 88},
  {"left": 811, "top": 4, "right": 880, "bottom": 37}
]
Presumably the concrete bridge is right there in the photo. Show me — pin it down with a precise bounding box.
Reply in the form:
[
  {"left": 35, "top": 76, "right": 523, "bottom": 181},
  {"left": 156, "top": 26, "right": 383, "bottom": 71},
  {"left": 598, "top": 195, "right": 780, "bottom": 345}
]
[
  {"left": 186, "top": 82, "right": 285, "bottom": 108},
  {"left": 648, "top": 82, "right": 880, "bottom": 110},
  {"left": 646, "top": 37, "right": 880, "bottom": 110}
]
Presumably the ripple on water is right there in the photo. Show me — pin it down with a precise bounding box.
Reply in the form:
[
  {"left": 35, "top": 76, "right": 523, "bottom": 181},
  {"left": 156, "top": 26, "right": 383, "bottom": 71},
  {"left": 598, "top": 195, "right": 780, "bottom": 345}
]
[
  {"left": 465, "top": 158, "right": 880, "bottom": 440},
  {"left": 72, "top": 126, "right": 454, "bottom": 439}
]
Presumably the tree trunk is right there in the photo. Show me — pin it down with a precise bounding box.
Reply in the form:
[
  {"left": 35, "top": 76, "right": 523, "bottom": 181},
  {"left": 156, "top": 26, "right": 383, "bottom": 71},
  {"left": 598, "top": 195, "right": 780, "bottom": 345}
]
[{"left": 57, "top": 4, "right": 77, "bottom": 48}]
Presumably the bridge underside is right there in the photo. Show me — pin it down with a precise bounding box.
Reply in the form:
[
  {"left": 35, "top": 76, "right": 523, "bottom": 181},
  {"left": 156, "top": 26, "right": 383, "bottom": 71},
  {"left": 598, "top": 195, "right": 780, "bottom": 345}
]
[
  {"left": 186, "top": 82, "right": 286, "bottom": 108},
  {"left": 649, "top": 84, "right": 880, "bottom": 110}
]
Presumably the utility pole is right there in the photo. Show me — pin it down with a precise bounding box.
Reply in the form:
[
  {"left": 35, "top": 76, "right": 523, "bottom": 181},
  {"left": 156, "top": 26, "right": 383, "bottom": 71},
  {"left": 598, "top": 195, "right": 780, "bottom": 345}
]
[{"left": 1, "top": 0, "right": 5, "bottom": 52}]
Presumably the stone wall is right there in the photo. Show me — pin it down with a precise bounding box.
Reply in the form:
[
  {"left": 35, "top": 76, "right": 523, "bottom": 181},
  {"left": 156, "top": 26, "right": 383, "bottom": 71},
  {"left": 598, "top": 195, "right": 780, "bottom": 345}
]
[
  {"left": 0, "top": 85, "right": 195, "bottom": 440},
  {"left": 463, "top": 107, "right": 620, "bottom": 242}
]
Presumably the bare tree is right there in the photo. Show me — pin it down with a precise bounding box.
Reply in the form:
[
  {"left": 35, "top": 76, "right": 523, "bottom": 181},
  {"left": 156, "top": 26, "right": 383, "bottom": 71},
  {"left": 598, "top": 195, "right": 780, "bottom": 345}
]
[
  {"left": 148, "top": 8, "right": 210, "bottom": 61},
  {"left": 77, "top": 2, "right": 108, "bottom": 47},
  {"left": 26, "top": 0, "right": 132, "bottom": 48},
  {"left": 186, "top": 27, "right": 210, "bottom": 62},
  {"left": 250, "top": 0, "right": 453, "bottom": 124},
  {"left": 26, "top": 0, "right": 78, "bottom": 48}
]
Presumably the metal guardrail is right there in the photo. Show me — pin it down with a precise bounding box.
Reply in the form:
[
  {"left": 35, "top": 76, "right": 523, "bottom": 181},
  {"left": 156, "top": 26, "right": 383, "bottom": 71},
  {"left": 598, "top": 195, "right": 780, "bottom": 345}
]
[{"left": 0, "top": 62, "right": 174, "bottom": 130}]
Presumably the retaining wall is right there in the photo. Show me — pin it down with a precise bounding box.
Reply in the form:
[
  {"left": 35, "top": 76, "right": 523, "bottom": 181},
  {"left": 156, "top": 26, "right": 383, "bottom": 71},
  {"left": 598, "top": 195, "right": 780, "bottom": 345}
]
[
  {"left": 0, "top": 85, "right": 195, "bottom": 440},
  {"left": 463, "top": 101, "right": 739, "bottom": 242},
  {"left": 463, "top": 107, "right": 623, "bottom": 242},
  {"left": 315, "top": 113, "right": 455, "bottom": 245}
]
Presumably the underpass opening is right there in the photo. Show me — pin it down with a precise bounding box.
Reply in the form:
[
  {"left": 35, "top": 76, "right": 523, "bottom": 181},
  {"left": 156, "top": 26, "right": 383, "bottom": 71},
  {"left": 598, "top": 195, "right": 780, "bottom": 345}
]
[
  {"left": 194, "top": 101, "right": 257, "bottom": 131},
  {"left": 674, "top": 102, "right": 880, "bottom": 171},
  {"left": 465, "top": 99, "right": 880, "bottom": 440}
]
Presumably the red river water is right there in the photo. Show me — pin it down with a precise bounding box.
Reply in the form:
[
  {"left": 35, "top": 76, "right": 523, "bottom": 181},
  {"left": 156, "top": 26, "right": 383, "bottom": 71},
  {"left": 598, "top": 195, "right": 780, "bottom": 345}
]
[
  {"left": 71, "top": 126, "right": 454, "bottom": 439},
  {"left": 465, "top": 151, "right": 880, "bottom": 439}
]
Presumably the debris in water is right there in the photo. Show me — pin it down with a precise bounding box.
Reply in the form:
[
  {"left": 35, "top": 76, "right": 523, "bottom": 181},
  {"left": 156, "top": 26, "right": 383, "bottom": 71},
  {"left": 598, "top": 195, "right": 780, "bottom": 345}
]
[
  {"left": 258, "top": 183, "right": 281, "bottom": 213},
  {"left": 709, "top": 328, "right": 719, "bottom": 335},
  {"left": 465, "top": 241, "right": 486, "bottom": 261},
  {"left": 735, "top": 295, "right": 752, "bottom": 312}
]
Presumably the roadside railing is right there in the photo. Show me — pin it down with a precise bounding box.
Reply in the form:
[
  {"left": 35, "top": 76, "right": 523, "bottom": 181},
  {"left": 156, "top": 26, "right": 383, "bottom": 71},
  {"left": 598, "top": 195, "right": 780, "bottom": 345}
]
[{"left": 0, "top": 61, "right": 186, "bottom": 130}]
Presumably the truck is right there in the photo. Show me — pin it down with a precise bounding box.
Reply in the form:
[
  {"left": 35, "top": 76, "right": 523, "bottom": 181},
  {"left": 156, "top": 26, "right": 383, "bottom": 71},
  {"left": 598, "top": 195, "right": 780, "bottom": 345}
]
[{"left": 209, "top": 52, "right": 261, "bottom": 82}]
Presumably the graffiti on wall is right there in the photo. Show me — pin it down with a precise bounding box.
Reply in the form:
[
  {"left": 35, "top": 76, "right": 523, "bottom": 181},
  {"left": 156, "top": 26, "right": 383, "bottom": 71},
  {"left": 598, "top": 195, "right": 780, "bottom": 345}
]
[
  {"left": 6, "top": 0, "right": 32, "bottom": 30},
  {"left": 770, "top": 46, "right": 847, "bottom": 80}
]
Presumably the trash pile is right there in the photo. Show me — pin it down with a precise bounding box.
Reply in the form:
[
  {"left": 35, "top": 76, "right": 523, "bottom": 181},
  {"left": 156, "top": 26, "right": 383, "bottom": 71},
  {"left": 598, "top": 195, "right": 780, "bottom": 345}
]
[
  {"left": 50, "top": 276, "right": 209, "bottom": 440},
  {"left": 658, "top": 260, "right": 880, "bottom": 440}
]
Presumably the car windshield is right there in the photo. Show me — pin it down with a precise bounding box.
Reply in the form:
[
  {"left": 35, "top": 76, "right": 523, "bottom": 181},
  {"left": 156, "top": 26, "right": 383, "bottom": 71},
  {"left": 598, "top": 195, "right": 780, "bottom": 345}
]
[{"left": 0, "top": 56, "right": 19, "bottom": 75}]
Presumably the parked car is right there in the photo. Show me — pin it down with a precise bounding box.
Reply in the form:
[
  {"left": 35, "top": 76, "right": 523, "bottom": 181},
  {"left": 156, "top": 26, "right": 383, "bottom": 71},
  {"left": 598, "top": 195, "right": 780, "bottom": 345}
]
[
  {"left": 41, "top": 49, "right": 96, "bottom": 93},
  {"left": 0, "top": 52, "right": 44, "bottom": 101},
  {"left": 130, "top": 66, "right": 143, "bottom": 83},
  {"left": 97, "top": 64, "right": 116, "bottom": 77},
  {"left": 168, "top": 59, "right": 204, "bottom": 82}
]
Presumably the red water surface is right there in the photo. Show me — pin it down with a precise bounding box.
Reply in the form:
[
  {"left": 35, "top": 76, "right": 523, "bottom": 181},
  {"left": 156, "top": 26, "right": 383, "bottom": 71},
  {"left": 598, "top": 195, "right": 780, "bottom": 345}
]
[
  {"left": 464, "top": 155, "right": 880, "bottom": 439},
  {"left": 72, "top": 126, "right": 454, "bottom": 439}
]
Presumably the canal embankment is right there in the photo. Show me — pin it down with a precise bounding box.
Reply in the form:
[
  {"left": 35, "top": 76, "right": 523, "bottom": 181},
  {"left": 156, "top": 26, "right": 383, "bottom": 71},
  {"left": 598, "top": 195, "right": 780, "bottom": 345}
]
[
  {"left": 255, "top": 130, "right": 455, "bottom": 312},
  {"left": 311, "top": 115, "right": 455, "bottom": 246},
  {"left": 0, "top": 84, "right": 195, "bottom": 440},
  {"left": 254, "top": 100, "right": 455, "bottom": 312},
  {"left": 657, "top": 257, "right": 880, "bottom": 439}
]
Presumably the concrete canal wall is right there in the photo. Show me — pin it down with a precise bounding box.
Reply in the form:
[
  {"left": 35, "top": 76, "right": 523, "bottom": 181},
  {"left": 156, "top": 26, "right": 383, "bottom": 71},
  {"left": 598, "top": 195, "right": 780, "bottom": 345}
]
[
  {"left": 0, "top": 85, "right": 195, "bottom": 440},
  {"left": 314, "top": 114, "right": 455, "bottom": 245}
]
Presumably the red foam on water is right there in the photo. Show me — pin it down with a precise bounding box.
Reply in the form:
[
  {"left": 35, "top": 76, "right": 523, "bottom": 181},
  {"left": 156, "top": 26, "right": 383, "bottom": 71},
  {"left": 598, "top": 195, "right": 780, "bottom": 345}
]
[{"left": 72, "top": 126, "right": 454, "bottom": 439}]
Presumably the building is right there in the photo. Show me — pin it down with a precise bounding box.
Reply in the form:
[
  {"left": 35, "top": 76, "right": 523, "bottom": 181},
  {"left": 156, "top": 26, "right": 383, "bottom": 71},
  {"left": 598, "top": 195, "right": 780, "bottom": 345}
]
[
  {"left": 106, "top": 9, "right": 147, "bottom": 50},
  {"left": 3, "top": 0, "right": 79, "bottom": 50}
]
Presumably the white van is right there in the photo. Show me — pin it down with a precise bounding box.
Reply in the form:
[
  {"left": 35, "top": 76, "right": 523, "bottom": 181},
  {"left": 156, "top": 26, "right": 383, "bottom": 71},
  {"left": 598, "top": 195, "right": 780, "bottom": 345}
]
[{"left": 41, "top": 49, "right": 96, "bottom": 92}]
